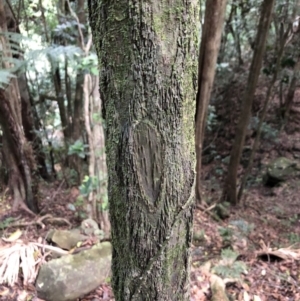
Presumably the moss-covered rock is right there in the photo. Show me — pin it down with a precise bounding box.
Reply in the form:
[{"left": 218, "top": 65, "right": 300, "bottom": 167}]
[
  {"left": 36, "top": 242, "right": 111, "bottom": 301},
  {"left": 263, "top": 157, "right": 300, "bottom": 186}
]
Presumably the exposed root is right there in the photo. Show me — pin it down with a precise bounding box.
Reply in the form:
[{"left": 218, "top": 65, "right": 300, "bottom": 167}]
[{"left": 3, "top": 214, "right": 72, "bottom": 230}]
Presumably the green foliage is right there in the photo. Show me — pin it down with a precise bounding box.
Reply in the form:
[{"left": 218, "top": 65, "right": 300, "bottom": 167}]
[
  {"left": 79, "top": 175, "right": 98, "bottom": 197},
  {"left": 288, "top": 214, "right": 298, "bottom": 224},
  {"left": 0, "top": 32, "right": 27, "bottom": 88},
  {"left": 77, "top": 175, "right": 108, "bottom": 216},
  {"left": 79, "top": 54, "right": 99, "bottom": 75},
  {"left": 24, "top": 45, "right": 83, "bottom": 68},
  {"left": 68, "top": 140, "right": 88, "bottom": 159},
  {"left": 250, "top": 117, "right": 278, "bottom": 140},
  {"left": 53, "top": 21, "right": 81, "bottom": 43},
  {"left": 281, "top": 57, "right": 296, "bottom": 69},
  {"left": 99, "top": 193, "right": 109, "bottom": 211},
  {"left": 0, "top": 70, "right": 16, "bottom": 89},
  {"left": 229, "top": 219, "right": 254, "bottom": 236},
  {"left": 0, "top": 217, "right": 15, "bottom": 230},
  {"left": 213, "top": 249, "right": 247, "bottom": 279},
  {"left": 74, "top": 195, "right": 87, "bottom": 219},
  {"left": 206, "top": 105, "right": 218, "bottom": 131},
  {"left": 287, "top": 233, "right": 300, "bottom": 244},
  {"left": 79, "top": 175, "right": 108, "bottom": 210},
  {"left": 218, "top": 226, "right": 234, "bottom": 242}
]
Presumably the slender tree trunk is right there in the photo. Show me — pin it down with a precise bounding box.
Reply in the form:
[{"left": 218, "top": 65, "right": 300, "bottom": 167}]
[
  {"left": 19, "top": 74, "right": 49, "bottom": 180},
  {"left": 89, "top": 0, "right": 198, "bottom": 300},
  {"left": 91, "top": 76, "right": 110, "bottom": 235},
  {"left": 281, "top": 56, "right": 300, "bottom": 128},
  {"left": 52, "top": 66, "right": 70, "bottom": 140},
  {"left": 73, "top": 0, "right": 86, "bottom": 141},
  {"left": 218, "top": 5, "right": 234, "bottom": 63},
  {"left": 222, "top": 0, "right": 275, "bottom": 205},
  {"left": 238, "top": 20, "right": 292, "bottom": 200},
  {"left": 83, "top": 72, "right": 110, "bottom": 233},
  {"left": 69, "top": 0, "right": 87, "bottom": 183},
  {"left": 195, "top": 0, "right": 227, "bottom": 203}
]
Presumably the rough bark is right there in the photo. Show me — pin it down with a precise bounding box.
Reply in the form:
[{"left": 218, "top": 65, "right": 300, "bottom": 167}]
[
  {"left": 0, "top": 0, "right": 39, "bottom": 213},
  {"left": 89, "top": 0, "right": 198, "bottom": 300},
  {"left": 0, "top": 89, "right": 38, "bottom": 213},
  {"left": 3, "top": 1, "right": 49, "bottom": 181},
  {"left": 195, "top": 0, "right": 227, "bottom": 203},
  {"left": 222, "top": 0, "right": 275, "bottom": 205}
]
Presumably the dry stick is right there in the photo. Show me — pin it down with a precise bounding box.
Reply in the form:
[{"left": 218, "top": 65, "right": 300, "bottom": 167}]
[
  {"left": 237, "top": 24, "right": 292, "bottom": 201},
  {"left": 50, "top": 179, "right": 65, "bottom": 202},
  {"left": 33, "top": 242, "right": 69, "bottom": 256}
]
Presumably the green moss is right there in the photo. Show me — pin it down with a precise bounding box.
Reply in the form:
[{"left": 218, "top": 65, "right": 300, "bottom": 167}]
[{"left": 90, "top": 0, "right": 199, "bottom": 299}]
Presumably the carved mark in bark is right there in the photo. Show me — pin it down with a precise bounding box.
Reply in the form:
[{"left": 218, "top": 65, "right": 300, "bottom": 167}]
[{"left": 133, "top": 121, "right": 163, "bottom": 209}]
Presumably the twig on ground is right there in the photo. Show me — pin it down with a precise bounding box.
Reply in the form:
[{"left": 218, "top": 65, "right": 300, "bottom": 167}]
[
  {"left": 32, "top": 242, "right": 69, "bottom": 256},
  {"left": 203, "top": 203, "right": 217, "bottom": 213},
  {"left": 50, "top": 179, "right": 65, "bottom": 202}
]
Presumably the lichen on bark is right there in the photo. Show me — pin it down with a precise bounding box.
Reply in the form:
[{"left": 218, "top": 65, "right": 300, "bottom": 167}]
[{"left": 89, "top": 1, "right": 199, "bottom": 300}]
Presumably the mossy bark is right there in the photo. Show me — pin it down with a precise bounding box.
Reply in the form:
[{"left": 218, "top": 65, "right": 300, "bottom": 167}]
[{"left": 89, "top": 1, "right": 198, "bottom": 300}]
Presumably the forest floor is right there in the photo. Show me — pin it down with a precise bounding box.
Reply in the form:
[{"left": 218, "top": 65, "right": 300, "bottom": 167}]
[{"left": 0, "top": 176, "right": 300, "bottom": 301}]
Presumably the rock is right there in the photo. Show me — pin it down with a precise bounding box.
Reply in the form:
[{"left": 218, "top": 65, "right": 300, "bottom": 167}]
[
  {"left": 215, "top": 203, "right": 230, "bottom": 220},
  {"left": 51, "top": 229, "right": 88, "bottom": 250},
  {"left": 263, "top": 157, "right": 300, "bottom": 186},
  {"left": 210, "top": 274, "right": 230, "bottom": 301},
  {"left": 36, "top": 242, "right": 112, "bottom": 301},
  {"left": 192, "top": 230, "right": 205, "bottom": 246},
  {"left": 81, "top": 218, "right": 103, "bottom": 237}
]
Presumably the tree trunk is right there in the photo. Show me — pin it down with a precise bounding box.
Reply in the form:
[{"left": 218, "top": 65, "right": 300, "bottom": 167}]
[
  {"left": 222, "top": 0, "right": 275, "bottom": 205},
  {"left": 69, "top": 0, "right": 87, "bottom": 183},
  {"left": 89, "top": 0, "right": 198, "bottom": 300},
  {"left": 73, "top": 0, "right": 86, "bottom": 140},
  {"left": 0, "top": 0, "right": 39, "bottom": 213},
  {"left": 19, "top": 74, "right": 49, "bottom": 180},
  {"left": 3, "top": 1, "right": 49, "bottom": 181},
  {"left": 90, "top": 75, "right": 110, "bottom": 234},
  {"left": 238, "top": 19, "right": 292, "bottom": 200},
  {"left": 0, "top": 89, "right": 38, "bottom": 213},
  {"left": 195, "top": 0, "right": 227, "bottom": 203},
  {"left": 281, "top": 56, "right": 300, "bottom": 128}
]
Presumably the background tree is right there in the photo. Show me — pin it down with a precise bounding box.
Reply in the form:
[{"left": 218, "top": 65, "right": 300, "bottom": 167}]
[
  {"left": 89, "top": 0, "right": 198, "bottom": 300},
  {"left": 222, "top": 0, "right": 275, "bottom": 205},
  {"left": 237, "top": 1, "right": 300, "bottom": 200},
  {"left": 0, "top": 0, "right": 39, "bottom": 213},
  {"left": 195, "top": 0, "right": 227, "bottom": 203}
]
